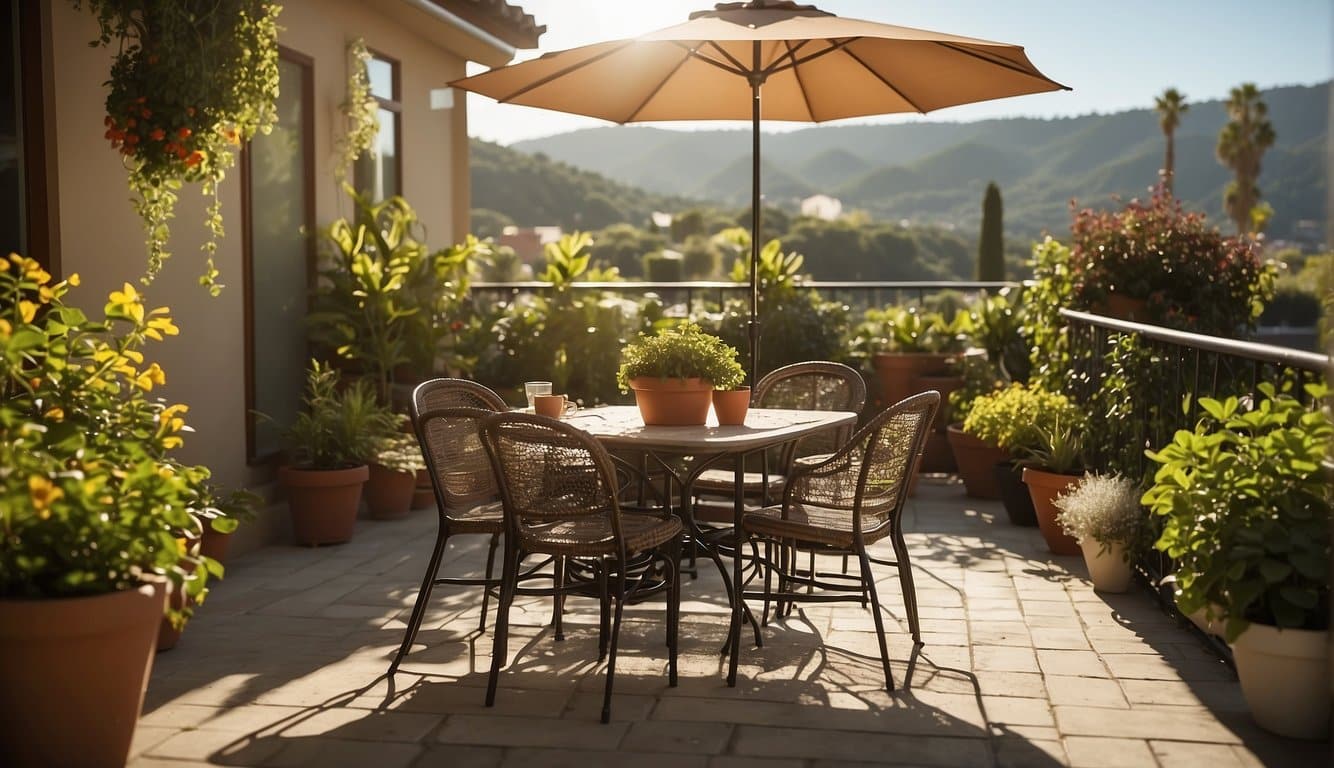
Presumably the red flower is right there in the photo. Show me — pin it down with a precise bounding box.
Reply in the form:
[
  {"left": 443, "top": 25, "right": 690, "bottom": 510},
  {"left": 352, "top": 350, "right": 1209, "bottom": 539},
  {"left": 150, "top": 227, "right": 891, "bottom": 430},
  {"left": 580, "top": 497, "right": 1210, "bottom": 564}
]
[
  {"left": 177, "top": 127, "right": 192, "bottom": 139},
  {"left": 149, "top": 128, "right": 165, "bottom": 141}
]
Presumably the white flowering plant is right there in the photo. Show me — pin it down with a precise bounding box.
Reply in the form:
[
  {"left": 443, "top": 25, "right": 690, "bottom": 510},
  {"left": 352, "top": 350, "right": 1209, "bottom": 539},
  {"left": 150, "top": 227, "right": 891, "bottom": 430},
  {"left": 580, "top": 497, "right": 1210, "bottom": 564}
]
[{"left": 1054, "top": 473, "right": 1142, "bottom": 557}]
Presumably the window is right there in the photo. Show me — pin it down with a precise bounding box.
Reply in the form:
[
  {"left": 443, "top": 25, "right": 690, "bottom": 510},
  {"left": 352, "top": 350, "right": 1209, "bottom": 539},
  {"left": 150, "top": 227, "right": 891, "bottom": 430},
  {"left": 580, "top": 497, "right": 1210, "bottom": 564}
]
[
  {"left": 353, "top": 52, "right": 401, "bottom": 200},
  {"left": 243, "top": 49, "right": 313, "bottom": 461},
  {"left": 3, "top": 0, "right": 58, "bottom": 272}
]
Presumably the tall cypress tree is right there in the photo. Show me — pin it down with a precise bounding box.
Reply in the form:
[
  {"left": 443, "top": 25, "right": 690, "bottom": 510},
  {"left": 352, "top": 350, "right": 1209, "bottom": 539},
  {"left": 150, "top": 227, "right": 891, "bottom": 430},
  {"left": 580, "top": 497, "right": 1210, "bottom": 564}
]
[{"left": 977, "top": 182, "right": 1004, "bottom": 281}]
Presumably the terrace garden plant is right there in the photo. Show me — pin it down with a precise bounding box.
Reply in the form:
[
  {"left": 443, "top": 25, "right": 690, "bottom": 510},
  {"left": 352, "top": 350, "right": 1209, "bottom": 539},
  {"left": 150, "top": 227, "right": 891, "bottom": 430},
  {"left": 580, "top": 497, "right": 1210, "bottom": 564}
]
[
  {"left": 76, "top": 0, "right": 281, "bottom": 294},
  {"left": 1055, "top": 473, "right": 1142, "bottom": 592},
  {"left": 0, "top": 255, "right": 228, "bottom": 764},
  {"left": 365, "top": 431, "right": 426, "bottom": 520},
  {"left": 618, "top": 323, "right": 744, "bottom": 426},
  {"left": 1143, "top": 383, "right": 1331, "bottom": 738}
]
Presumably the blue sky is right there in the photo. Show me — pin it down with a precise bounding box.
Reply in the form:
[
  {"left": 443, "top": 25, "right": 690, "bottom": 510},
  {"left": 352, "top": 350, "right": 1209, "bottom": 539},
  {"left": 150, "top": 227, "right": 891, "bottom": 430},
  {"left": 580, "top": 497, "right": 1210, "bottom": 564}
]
[{"left": 465, "top": 0, "right": 1332, "bottom": 144}]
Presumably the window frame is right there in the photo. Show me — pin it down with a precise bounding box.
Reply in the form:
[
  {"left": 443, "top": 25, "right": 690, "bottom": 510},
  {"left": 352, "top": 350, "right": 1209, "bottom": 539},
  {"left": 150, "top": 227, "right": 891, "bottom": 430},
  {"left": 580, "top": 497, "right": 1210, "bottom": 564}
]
[
  {"left": 355, "top": 47, "right": 403, "bottom": 199},
  {"left": 241, "top": 45, "right": 315, "bottom": 464}
]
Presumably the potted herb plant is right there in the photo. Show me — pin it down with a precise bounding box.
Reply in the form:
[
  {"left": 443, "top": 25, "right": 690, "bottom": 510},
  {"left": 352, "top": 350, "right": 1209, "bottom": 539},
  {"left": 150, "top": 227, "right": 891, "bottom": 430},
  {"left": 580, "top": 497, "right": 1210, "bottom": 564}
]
[
  {"left": 1019, "top": 408, "right": 1087, "bottom": 556},
  {"left": 946, "top": 353, "right": 1009, "bottom": 498},
  {"left": 1143, "top": 383, "right": 1330, "bottom": 739},
  {"left": 0, "top": 257, "right": 221, "bottom": 766},
  {"left": 365, "top": 431, "right": 426, "bottom": 520},
  {"left": 1054, "top": 474, "right": 1142, "bottom": 592},
  {"left": 617, "top": 323, "right": 744, "bottom": 426},
  {"left": 959, "top": 383, "right": 1074, "bottom": 525},
  {"left": 279, "top": 361, "right": 397, "bottom": 546}
]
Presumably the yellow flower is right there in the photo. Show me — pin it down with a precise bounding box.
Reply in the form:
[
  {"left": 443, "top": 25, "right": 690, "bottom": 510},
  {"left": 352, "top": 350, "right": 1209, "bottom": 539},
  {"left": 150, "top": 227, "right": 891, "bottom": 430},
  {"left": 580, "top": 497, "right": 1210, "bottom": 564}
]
[
  {"left": 145, "top": 315, "right": 179, "bottom": 340},
  {"left": 0, "top": 258, "right": 8, "bottom": 272},
  {"left": 0, "top": 319, "right": 10, "bottom": 340},
  {"left": 108, "top": 283, "right": 145, "bottom": 323},
  {"left": 43, "top": 406, "right": 64, "bottom": 422},
  {"left": 28, "top": 475, "right": 63, "bottom": 518},
  {"left": 161, "top": 403, "right": 189, "bottom": 432},
  {"left": 135, "top": 362, "right": 166, "bottom": 391},
  {"left": 67, "top": 273, "right": 80, "bottom": 286},
  {"left": 18, "top": 300, "right": 36, "bottom": 323}
]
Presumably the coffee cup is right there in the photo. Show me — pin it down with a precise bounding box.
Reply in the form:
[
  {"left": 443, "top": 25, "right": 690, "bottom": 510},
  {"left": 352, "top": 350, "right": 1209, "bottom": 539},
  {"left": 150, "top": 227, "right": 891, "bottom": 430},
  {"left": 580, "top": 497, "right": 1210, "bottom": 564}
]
[{"left": 534, "top": 393, "right": 578, "bottom": 418}]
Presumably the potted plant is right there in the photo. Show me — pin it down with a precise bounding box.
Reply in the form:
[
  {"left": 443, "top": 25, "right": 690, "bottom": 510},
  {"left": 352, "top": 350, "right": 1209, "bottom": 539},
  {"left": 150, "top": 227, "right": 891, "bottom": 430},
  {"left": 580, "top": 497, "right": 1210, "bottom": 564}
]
[
  {"left": 959, "top": 383, "right": 1072, "bottom": 524},
  {"left": 1054, "top": 474, "right": 1142, "bottom": 592},
  {"left": 279, "top": 361, "right": 395, "bottom": 546},
  {"left": 1143, "top": 383, "right": 1331, "bottom": 739},
  {"left": 364, "top": 431, "right": 426, "bottom": 520},
  {"left": 1019, "top": 408, "right": 1086, "bottom": 555},
  {"left": 851, "top": 305, "right": 971, "bottom": 408},
  {"left": 0, "top": 257, "right": 222, "bottom": 765},
  {"left": 617, "top": 323, "right": 744, "bottom": 426},
  {"left": 946, "top": 353, "right": 1009, "bottom": 498}
]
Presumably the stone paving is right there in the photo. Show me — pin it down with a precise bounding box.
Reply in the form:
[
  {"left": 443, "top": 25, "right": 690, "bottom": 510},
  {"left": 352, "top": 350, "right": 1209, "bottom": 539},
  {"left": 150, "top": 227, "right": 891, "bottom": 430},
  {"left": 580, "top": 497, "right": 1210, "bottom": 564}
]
[{"left": 131, "top": 480, "right": 1329, "bottom": 767}]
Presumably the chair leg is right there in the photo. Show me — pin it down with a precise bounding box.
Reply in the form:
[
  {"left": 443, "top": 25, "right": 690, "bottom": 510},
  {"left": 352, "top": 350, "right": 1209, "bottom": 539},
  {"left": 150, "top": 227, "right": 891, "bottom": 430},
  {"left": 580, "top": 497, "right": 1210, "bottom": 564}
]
[
  {"left": 485, "top": 544, "right": 520, "bottom": 708},
  {"left": 552, "top": 555, "right": 566, "bottom": 642},
  {"left": 389, "top": 525, "right": 450, "bottom": 675},
  {"left": 892, "top": 526, "right": 922, "bottom": 644},
  {"left": 478, "top": 532, "right": 499, "bottom": 634},
  {"left": 597, "top": 560, "right": 610, "bottom": 661},
  {"left": 857, "top": 545, "right": 895, "bottom": 692},
  {"left": 602, "top": 570, "right": 629, "bottom": 724},
  {"left": 667, "top": 539, "right": 681, "bottom": 687},
  {"left": 760, "top": 539, "right": 774, "bottom": 627}
]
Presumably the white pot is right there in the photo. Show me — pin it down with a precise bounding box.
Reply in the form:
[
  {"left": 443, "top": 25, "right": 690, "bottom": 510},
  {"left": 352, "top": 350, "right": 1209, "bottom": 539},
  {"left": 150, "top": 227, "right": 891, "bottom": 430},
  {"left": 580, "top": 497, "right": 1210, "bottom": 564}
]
[
  {"left": 1079, "top": 539, "right": 1132, "bottom": 593},
  {"left": 1230, "top": 623, "right": 1330, "bottom": 740}
]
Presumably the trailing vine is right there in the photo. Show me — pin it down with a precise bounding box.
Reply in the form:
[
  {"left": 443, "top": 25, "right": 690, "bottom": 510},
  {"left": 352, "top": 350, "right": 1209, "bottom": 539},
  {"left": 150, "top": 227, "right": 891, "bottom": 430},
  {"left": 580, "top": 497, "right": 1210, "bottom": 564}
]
[
  {"left": 75, "top": 0, "right": 281, "bottom": 295},
  {"left": 335, "top": 38, "right": 379, "bottom": 183}
]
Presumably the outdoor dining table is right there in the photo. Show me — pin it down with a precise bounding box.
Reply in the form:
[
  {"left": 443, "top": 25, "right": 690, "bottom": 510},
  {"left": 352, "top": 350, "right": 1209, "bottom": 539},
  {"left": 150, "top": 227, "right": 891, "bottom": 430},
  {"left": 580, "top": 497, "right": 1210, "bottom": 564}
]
[{"left": 563, "top": 404, "right": 858, "bottom": 686}]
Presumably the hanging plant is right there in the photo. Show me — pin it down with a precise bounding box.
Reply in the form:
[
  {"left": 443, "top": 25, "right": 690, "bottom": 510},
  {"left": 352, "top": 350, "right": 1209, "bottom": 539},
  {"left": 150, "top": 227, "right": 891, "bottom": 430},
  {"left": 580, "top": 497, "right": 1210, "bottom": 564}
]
[
  {"left": 335, "top": 38, "right": 380, "bottom": 183},
  {"left": 74, "top": 0, "right": 281, "bottom": 295}
]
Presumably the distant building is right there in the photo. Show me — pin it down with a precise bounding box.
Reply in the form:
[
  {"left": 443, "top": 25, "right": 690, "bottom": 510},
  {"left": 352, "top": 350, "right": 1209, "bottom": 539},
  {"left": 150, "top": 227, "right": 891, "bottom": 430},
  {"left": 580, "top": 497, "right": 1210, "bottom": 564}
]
[
  {"left": 801, "top": 194, "right": 843, "bottom": 220},
  {"left": 500, "top": 225, "right": 563, "bottom": 263}
]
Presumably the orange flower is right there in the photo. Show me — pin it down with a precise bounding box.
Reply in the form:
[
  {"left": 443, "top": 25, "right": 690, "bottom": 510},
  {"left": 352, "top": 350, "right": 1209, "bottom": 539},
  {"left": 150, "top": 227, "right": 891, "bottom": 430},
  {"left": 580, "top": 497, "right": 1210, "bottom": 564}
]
[
  {"left": 185, "top": 151, "right": 203, "bottom": 167},
  {"left": 150, "top": 128, "right": 165, "bottom": 141},
  {"left": 177, "top": 126, "right": 192, "bottom": 140}
]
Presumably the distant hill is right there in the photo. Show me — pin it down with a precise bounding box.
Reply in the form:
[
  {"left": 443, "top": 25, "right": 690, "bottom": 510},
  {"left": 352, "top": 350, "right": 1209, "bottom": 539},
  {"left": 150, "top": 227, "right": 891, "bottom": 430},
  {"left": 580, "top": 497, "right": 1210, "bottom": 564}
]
[
  {"left": 513, "top": 82, "right": 1330, "bottom": 241},
  {"left": 469, "top": 139, "right": 692, "bottom": 231}
]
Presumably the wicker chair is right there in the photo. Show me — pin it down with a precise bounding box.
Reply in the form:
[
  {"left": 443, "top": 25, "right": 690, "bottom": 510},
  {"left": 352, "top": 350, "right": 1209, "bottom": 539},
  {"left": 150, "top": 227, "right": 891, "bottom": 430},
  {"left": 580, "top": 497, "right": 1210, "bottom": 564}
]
[
  {"left": 694, "top": 361, "right": 867, "bottom": 517},
  {"left": 733, "top": 391, "right": 939, "bottom": 692},
  {"left": 388, "top": 379, "right": 510, "bottom": 676},
  {"left": 480, "top": 412, "right": 683, "bottom": 723}
]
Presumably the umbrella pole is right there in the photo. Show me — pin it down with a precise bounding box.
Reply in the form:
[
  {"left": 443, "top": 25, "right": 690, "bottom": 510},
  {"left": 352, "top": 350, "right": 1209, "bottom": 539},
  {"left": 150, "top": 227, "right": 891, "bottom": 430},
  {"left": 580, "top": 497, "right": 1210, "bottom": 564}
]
[{"left": 748, "top": 43, "right": 762, "bottom": 386}]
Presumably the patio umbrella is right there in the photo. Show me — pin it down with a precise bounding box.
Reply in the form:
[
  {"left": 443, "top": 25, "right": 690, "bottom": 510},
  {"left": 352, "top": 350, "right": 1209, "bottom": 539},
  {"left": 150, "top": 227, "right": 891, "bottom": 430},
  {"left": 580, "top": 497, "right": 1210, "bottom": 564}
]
[{"left": 451, "top": 0, "right": 1068, "bottom": 382}]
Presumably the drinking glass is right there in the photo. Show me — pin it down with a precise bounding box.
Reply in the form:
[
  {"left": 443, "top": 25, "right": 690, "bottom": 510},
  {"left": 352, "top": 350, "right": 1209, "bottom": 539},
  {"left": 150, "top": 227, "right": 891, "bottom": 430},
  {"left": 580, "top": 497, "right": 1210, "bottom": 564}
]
[{"left": 524, "top": 381, "right": 552, "bottom": 409}]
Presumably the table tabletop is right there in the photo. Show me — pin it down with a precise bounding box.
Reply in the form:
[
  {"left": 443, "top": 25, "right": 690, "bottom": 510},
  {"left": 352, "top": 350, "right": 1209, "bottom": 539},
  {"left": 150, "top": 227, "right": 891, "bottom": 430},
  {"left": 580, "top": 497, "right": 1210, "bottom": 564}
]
[{"left": 562, "top": 405, "right": 857, "bottom": 453}]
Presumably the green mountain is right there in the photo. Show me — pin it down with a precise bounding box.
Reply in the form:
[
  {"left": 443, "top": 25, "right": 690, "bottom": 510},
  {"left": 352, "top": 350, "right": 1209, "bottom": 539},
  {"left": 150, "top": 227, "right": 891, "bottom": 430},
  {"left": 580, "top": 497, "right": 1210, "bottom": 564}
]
[{"left": 512, "top": 82, "right": 1330, "bottom": 241}]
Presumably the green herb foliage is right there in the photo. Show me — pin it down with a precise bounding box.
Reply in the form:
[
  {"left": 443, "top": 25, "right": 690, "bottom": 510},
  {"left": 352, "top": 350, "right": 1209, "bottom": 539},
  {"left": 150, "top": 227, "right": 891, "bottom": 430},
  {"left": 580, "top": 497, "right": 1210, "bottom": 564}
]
[
  {"left": 617, "top": 323, "right": 744, "bottom": 392},
  {"left": 283, "top": 361, "right": 400, "bottom": 471}
]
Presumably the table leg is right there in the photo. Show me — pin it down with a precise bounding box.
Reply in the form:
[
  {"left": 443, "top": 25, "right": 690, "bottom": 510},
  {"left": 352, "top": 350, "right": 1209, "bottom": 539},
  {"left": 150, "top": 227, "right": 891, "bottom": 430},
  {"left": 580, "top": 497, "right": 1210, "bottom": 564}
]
[{"left": 728, "top": 460, "right": 743, "bottom": 687}]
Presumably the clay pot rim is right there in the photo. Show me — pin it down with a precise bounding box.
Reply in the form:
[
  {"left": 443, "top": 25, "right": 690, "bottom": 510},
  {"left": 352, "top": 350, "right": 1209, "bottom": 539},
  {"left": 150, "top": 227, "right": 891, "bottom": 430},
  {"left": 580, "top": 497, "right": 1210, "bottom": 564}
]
[
  {"left": 278, "top": 463, "right": 370, "bottom": 487},
  {"left": 629, "top": 376, "right": 713, "bottom": 391}
]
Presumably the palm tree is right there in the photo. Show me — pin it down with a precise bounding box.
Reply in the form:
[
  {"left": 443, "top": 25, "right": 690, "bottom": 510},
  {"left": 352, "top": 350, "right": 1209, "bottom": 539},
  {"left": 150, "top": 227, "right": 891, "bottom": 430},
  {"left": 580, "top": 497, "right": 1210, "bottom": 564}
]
[
  {"left": 1216, "top": 82, "right": 1276, "bottom": 235},
  {"left": 1153, "top": 88, "right": 1188, "bottom": 196}
]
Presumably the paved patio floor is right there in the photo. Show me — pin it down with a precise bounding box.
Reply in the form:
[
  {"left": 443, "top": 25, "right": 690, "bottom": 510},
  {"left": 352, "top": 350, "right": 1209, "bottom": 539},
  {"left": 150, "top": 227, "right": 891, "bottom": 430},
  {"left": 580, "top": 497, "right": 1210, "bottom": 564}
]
[{"left": 132, "top": 480, "right": 1329, "bottom": 767}]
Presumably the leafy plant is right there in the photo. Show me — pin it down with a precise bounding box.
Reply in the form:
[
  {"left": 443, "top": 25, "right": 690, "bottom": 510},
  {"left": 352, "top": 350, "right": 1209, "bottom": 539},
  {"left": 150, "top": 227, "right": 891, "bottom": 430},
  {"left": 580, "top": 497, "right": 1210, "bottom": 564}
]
[
  {"left": 1055, "top": 474, "right": 1142, "bottom": 555},
  {"left": 1019, "top": 414, "right": 1086, "bottom": 474},
  {"left": 75, "top": 0, "right": 281, "bottom": 293},
  {"left": 617, "top": 323, "right": 744, "bottom": 391},
  {"left": 962, "top": 383, "right": 1080, "bottom": 455},
  {"left": 372, "top": 432, "right": 426, "bottom": 474},
  {"left": 335, "top": 38, "right": 379, "bottom": 182},
  {"left": 283, "top": 361, "right": 400, "bottom": 470},
  {"left": 0, "top": 255, "right": 224, "bottom": 620},
  {"left": 1142, "top": 383, "right": 1331, "bottom": 641},
  {"left": 849, "top": 305, "right": 972, "bottom": 359}
]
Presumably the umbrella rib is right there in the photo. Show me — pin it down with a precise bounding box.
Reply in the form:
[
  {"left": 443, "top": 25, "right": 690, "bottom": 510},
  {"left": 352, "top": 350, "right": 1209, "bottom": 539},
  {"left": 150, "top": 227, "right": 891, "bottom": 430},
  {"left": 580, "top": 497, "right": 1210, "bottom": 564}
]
[
  {"left": 695, "top": 40, "right": 751, "bottom": 76},
  {"left": 625, "top": 46, "right": 699, "bottom": 123},
  {"left": 495, "top": 40, "right": 640, "bottom": 103},
  {"left": 932, "top": 41, "right": 1071, "bottom": 90},
  {"left": 765, "top": 38, "right": 855, "bottom": 76},
  {"left": 841, "top": 46, "right": 927, "bottom": 113},
  {"left": 784, "top": 40, "right": 818, "bottom": 122},
  {"left": 761, "top": 39, "right": 811, "bottom": 76}
]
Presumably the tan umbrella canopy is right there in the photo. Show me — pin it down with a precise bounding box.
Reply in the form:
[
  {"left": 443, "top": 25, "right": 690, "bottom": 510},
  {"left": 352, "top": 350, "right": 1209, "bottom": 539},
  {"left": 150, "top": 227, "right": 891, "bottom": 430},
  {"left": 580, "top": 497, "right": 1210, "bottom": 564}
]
[{"left": 452, "top": 0, "right": 1069, "bottom": 380}]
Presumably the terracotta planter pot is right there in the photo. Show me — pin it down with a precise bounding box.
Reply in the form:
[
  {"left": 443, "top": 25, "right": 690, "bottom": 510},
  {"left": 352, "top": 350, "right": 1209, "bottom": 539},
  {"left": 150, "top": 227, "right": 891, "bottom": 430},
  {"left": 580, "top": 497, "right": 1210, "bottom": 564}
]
[
  {"left": 947, "top": 425, "right": 1008, "bottom": 499},
  {"left": 1022, "top": 466, "right": 1082, "bottom": 555},
  {"left": 0, "top": 584, "right": 165, "bottom": 767},
  {"left": 279, "top": 464, "right": 369, "bottom": 546},
  {"left": 915, "top": 373, "right": 963, "bottom": 431},
  {"left": 917, "top": 431, "right": 956, "bottom": 473},
  {"left": 871, "top": 353, "right": 950, "bottom": 409},
  {"left": 156, "top": 581, "right": 187, "bottom": 652},
  {"left": 365, "top": 463, "right": 417, "bottom": 520},
  {"left": 993, "top": 460, "right": 1037, "bottom": 526},
  {"left": 630, "top": 377, "right": 713, "bottom": 426},
  {"left": 1079, "top": 539, "right": 1133, "bottom": 592},
  {"left": 200, "top": 524, "right": 233, "bottom": 564},
  {"left": 712, "top": 387, "right": 751, "bottom": 426},
  {"left": 1104, "top": 293, "right": 1148, "bottom": 322},
  {"left": 1231, "top": 624, "right": 1330, "bottom": 739}
]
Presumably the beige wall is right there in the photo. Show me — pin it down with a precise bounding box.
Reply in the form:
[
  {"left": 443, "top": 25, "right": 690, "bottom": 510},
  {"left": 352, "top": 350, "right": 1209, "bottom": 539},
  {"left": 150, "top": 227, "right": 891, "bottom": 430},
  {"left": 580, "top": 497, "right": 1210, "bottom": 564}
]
[{"left": 46, "top": 1, "right": 488, "bottom": 553}]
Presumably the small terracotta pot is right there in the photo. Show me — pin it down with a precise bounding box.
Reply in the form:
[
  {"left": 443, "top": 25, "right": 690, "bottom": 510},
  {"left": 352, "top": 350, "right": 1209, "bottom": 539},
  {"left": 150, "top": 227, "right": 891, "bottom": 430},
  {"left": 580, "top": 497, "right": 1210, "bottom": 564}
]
[
  {"left": 365, "top": 463, "right": 417, "bottom": 520},
  {"left": 712, "top": 387, "right": 751, "bottom": 426},
  {"left": 1104, "top": 293, "right": 1148, "bottom": 322},
  {"left": 156, "top": 580, "right": 188, "bottom": 652},
  {"left": 630, "top": 377, "right": 713, "bottom": 426},
  {"left": 0, "top": 584, "right": 166, "bottom": 767},
  {"left": 200, "top": 524, "right": 233, "bottom": 564},
  {"left": 1022, "top": 466, "right": 1082, "bottom": 555},
  {"left": 871, "top": 353, "right": 950, "bottom": 409},
  {"left": 994, "top": 460, "right": 1037, "bottom": 526},
  {"left": 279, "top": 464, "right": 369, "bottom": 546},
  {"left": 947, "top": 425, "right": 1009, "bottom": 499}
]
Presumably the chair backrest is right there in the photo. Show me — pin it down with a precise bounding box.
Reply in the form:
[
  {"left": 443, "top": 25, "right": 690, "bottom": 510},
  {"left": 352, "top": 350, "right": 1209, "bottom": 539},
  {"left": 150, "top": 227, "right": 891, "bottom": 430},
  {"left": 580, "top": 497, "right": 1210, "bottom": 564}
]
[
  {"left": 480, "top": 412, "right": 623, "bottom": 543},
  {"left": 755, "top": 361, "right": 868, "bottom": 459},
  {"left": 410, "top": 379, "right": 507, "bottom": 516},
  {"left": 786, "top": 391, "right": 939, "bottom": 536}
]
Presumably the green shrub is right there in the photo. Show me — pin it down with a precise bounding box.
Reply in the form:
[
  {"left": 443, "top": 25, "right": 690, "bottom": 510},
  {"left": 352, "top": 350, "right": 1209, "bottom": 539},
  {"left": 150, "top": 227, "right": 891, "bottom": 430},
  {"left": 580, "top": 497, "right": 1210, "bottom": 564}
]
[
  {"left": 962, "top": 383, "right": 1080, "bottom": 454},
  {"left": 618, "top": 323, "right": 744, "bottom": 391}
]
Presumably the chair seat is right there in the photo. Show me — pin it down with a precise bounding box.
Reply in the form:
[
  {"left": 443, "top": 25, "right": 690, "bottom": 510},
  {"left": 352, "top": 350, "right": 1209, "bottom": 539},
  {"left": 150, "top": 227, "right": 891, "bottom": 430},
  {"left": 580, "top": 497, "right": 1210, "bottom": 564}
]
[
  {"left": 742, "top": 502, "right": 891, "bottom": 549},
  {"left": 521, "top": 512, "right": 683, "bottom": 557},
  {"left": 443, "top": 500, "right": 504, "bottom": 534}
]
